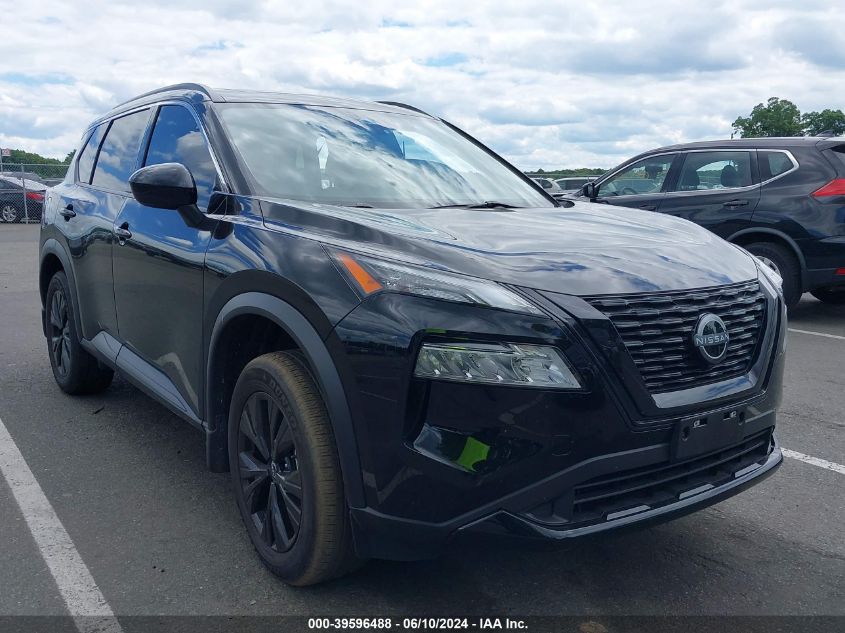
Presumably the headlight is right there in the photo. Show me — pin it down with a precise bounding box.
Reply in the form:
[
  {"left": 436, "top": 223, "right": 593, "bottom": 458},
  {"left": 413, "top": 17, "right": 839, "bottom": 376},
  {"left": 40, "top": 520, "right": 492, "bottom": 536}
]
[
  {"left": 332, "top": 250, "right": 543, "bottom": 315},
  {"left": 414, "top": 342, "right": 582, "bottom": 389},
  {"left": 755, "top": 257, "right": 783, "bottom": 295}
]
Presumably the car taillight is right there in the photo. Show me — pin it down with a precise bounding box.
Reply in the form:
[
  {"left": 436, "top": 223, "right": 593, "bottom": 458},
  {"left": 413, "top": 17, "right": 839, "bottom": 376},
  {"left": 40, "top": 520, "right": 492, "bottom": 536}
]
[
  {"left": 812, "top": 179, "right": 845, "bottom": 197},
  {"left": 25, "top": 191, "right": 44, "bottom": 202}
]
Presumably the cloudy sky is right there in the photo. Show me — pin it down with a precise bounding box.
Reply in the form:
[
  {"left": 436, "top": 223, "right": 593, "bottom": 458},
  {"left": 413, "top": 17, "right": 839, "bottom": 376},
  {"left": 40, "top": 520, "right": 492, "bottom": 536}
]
[{"left": 0, "top": 0, "right": 843, "bottom": 170}]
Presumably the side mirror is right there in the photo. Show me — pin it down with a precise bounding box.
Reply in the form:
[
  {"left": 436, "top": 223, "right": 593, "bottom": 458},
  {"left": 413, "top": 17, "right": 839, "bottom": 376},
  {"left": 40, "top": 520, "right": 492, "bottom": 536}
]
[
  {"left": 129, "top": 163, "right": 197, "bottom": 210},
  {"left": 582, "top": 182, "right": 597, "bottom": 199}
]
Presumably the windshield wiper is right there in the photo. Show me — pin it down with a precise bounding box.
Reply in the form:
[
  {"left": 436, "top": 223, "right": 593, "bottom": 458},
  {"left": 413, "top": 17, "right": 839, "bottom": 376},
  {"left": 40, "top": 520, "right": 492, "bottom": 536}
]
[{"left": 429, "top": 201, "right": 521, "bottom": 209}]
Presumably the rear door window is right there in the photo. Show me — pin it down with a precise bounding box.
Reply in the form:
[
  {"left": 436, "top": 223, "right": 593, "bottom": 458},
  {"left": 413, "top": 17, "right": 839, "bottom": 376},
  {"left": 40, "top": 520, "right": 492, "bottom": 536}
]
[
  {"left": 143, "top": 105, "right": 218, "bottom": 208},
  {"left": 672, "top": 151, "right": 754, "bottom": 191},
  {"left": 91, "top": 109, "right": 151, "bottom": 192},
  {"left": 76, "top": 125, "right": 106, "bottom": 184}
]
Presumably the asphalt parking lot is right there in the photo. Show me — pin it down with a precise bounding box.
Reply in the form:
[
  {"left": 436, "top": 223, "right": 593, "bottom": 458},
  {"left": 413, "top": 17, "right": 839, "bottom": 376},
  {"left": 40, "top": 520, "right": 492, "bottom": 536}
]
[{"left": 1, "top": 224, "right": 843, "bottom": 621}]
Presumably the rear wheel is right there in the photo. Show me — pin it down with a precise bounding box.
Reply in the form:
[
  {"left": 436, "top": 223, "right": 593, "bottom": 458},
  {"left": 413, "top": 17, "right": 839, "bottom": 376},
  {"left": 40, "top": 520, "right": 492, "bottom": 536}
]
[
  {"left": 228, "top": 351, "right": 362, "bottom": 585},
  {"left": 810, "top": 286, "right": 845, "bottom": 305},
  {"left": 45, "top": 272, "right": 114, "bottom": 394},
  {"left": 745, "top": 242, "right": 802, "bottom": 310},
  {"left": 1, "top": 202, "right": 20, "bottom": 223}
]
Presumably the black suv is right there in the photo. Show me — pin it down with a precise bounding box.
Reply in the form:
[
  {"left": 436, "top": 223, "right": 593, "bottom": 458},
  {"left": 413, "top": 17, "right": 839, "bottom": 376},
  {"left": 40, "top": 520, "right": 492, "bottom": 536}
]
[
  {"left": 40, "top": 84, "right": 785, "bottom": 585},
  {"left": 571, "top": 138, "right": 845, "bottom": 309}
]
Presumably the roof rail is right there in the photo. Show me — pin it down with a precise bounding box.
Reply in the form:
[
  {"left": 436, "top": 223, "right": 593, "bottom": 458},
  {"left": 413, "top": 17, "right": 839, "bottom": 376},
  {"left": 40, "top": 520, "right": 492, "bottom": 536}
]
[
  {"left": 375, "top": 101, "right": 431, "bottom": 116},
  {"left": 113, "top": 83, "right": 215, "bottom": 109}
]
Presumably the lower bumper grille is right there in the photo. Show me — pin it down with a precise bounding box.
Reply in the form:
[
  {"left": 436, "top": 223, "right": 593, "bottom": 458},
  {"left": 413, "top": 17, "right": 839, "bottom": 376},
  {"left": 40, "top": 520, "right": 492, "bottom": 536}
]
[{"left": 527, "top": 429, "right": 774, "bottom": 528}]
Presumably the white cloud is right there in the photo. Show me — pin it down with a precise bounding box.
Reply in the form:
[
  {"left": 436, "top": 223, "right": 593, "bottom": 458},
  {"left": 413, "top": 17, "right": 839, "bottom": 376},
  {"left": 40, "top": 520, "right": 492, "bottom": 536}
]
[{"left": 0, "top": 0, "right": 844, "bottom": 169}]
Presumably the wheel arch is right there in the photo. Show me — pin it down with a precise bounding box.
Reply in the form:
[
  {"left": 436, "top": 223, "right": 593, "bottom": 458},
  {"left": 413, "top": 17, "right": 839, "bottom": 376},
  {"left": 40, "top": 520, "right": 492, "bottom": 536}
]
[
  {"left": 39, "top": 240, "right": 83, "bottom": 339},
  {"left": 204, "top": 290, "right": 365, "bottom": 509},
  {"left": 728, "top": 228, "right": 806, "bottom": 285}
]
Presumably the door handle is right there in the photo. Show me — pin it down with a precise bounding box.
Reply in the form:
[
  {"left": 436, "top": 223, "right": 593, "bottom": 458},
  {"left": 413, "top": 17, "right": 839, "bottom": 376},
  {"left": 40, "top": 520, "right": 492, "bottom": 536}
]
[
  {"left": 114, "top": 223, "right": 132, "bottom": 243},
  {"left": 59, "top": 205, "right": 76, "bottom": 220},
  {"left": 723, "top": 199, "right": 749, "bottom": 208},
  {"left": 638, "top": 203, "right": 658, "bottom": 211}
]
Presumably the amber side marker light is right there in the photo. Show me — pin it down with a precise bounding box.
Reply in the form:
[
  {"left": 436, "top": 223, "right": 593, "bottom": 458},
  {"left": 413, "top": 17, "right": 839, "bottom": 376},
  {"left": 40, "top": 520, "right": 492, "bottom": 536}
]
[{"left": 336, "top": 252, "right": 383, "bottom": 295}]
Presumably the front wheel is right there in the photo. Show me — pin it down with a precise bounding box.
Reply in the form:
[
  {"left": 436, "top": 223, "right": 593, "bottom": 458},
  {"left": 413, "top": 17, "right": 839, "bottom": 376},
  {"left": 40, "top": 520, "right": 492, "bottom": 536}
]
[
  {"left": 228, "top": 351, "right": 362, "bottom": 585},
  {"left": 811, "top": 286, "right": 845, "bottom": 305}
]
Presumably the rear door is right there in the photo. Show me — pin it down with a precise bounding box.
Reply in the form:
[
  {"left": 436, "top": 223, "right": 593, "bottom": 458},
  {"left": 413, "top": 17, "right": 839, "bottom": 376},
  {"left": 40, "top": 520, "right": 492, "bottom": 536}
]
[
  {"left": 593, "top": 153, "right": 679, "bottom": 212},
  {"left": 111, "top": 103, "right": 221, "bottom": 418},
  {"left": 657, "top": 149, "right": 761, "bottom": 239},
  {"left": 50, "top": 111, "right": 151, "bottom": 340}
]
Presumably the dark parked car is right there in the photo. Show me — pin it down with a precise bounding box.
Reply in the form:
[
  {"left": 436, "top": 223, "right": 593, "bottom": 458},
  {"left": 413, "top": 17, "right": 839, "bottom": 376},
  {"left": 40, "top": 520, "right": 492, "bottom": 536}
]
[
  {"left": 0, "top": 175, "right": 46, "bottom": 223},
  {"left": 570, "top": 138, "right": 845, "bottom": 308},
  {"left": 40, "top": 84, "right": 785, "bottom": 585}
]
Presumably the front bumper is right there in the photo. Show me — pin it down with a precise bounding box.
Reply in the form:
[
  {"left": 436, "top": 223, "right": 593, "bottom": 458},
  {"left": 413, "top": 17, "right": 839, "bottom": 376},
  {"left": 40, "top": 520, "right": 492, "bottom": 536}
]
[
  {"left": 349, "top": 404, "right": 781, "bottom": 561},
  {"left": 333, "top": 284, "right": 785, "bottom": 562}
]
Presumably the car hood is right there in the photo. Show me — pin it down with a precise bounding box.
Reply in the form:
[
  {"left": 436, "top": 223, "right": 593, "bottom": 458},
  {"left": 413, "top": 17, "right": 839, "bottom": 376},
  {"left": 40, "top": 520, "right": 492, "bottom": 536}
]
[{"left": 260, "top": 198, "right": 759, "bottom": 296}]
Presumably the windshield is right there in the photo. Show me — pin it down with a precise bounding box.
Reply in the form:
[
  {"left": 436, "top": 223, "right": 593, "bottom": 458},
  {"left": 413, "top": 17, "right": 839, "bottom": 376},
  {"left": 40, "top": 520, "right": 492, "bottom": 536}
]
[{"left": 216, "top": 103, "right": 552, "bottom": 209}]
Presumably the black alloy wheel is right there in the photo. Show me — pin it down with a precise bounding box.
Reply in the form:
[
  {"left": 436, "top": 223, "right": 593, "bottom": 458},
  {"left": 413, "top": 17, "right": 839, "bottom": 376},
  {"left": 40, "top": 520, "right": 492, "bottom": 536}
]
[
  {"left": 237, "top": 392, "right": 304, "bottom": 553},
  {"left": 48, "top": 287, "right": 72, "bottom": 378},
  {"left": 44, "top": 271, "right": 114, "bottom": 394}
]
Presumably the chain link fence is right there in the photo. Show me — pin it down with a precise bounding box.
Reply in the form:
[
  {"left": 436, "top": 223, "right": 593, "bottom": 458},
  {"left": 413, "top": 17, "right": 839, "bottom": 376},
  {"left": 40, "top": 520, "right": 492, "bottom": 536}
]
[{"left": 0, "top": 163, "right": 69, "bottom": 224}]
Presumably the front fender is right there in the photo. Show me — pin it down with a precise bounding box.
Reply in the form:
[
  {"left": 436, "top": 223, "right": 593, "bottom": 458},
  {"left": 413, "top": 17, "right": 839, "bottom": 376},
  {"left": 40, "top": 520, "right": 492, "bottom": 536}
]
[{"left": 204, "top": 291, "right": 365, "bottom": 508}]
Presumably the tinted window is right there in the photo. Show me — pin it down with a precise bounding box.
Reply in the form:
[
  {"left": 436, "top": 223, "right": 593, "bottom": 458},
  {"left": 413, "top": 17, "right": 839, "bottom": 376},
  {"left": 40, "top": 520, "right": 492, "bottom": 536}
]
[
  {"left": 91, "top": 109, "right": 150, "bottom": 192},
  {"left": 826, "top": 146, "right": 845, "bottom": 174},
  {"left": 144, "top": 105, "right": 217, "bottom": 208},
  {"left": 598, "top": 154, "right": 676, "bottom": 198},
  {"left": 76, "top": 125, "right": 105, "bottom": 184},
  {"left": 217, "top": 103, "right": 552, "bottom": 209},
  {"left": 758, "top": 151, "right": 795, "bottom": 181},
  {"left": 673, "top": 151, "right": 753, "bottom": 191}
]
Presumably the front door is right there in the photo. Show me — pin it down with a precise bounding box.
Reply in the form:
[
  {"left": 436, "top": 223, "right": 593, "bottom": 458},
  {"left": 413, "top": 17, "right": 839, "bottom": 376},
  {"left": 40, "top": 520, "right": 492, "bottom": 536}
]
[
  {"left": 593, "top": 153, "right": 679, "bottom": 213},
  {"left": 112, "top": 104, "right": 221, "bottom": 417}
]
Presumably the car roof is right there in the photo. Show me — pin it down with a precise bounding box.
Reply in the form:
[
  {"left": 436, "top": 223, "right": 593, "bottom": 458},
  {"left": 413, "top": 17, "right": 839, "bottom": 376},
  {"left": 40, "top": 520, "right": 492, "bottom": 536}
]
[
  {"left": 612, "top": 136, "right": 845, "bottom": 170},
  {"left": 91, "top": 83, "right": 431, "bottom": 129},
  {"left": 647, "top": 137, "right": 842, "bottom": 153}
]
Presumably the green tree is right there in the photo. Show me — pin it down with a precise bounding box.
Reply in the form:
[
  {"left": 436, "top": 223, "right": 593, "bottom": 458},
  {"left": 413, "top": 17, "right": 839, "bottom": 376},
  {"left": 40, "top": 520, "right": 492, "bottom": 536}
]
[
  {"left": 1, "top": 148, "right": 68, "bottom": 165},
  {"left": 802, "top": 109, "right": 845, "bottom": 136},
  {"left": 732, "top": 97, "right": 803, "bottom": 138},
  {"left": 63, "top": 150, "right": 76, "bottom": 164}
]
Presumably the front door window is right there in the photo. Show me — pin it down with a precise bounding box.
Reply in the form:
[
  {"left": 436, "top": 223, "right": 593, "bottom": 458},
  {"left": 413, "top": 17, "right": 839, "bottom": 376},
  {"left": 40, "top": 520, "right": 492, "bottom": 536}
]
[{"left": 597, "top": 155, "right": 676, "bottom": 198}]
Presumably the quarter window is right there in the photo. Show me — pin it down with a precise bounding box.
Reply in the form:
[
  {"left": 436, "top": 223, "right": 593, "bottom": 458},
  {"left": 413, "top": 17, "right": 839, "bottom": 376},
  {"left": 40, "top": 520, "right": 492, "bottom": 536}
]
[
  {"left": 76, "top": 125, "right": 105, "bottom": 184},
  {"left": 758, "top": 151, "right": 794, "bottom": 181},
  {"left": 91, "top": 109, "right": 151, "bottom": 192},
  {"left": 597, "top": 155, "right": 676, "bottom": 198},
  {"left": 672, "top": 151, "right": 754, "bottom": 191},
  {"left": 144, "top": 105, "right": 218, "bottom": 208}
]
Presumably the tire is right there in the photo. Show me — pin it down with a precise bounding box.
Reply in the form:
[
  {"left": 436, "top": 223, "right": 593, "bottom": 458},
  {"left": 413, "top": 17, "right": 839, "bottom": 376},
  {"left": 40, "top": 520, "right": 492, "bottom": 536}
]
[
  {"left": 1, "top": 202, "right": 20, "bottom": 223},
  {"left": 45, "top": 271, "right": 114, "bottom": 394},
  {"left": 228, "top": 351, "right": 362, "bottom": 585},
  {"left": 745, "top": 242, "right": 802, "bottom": 310},
  {"left": 810, "top": 286, "right": 845, "bottom": 305}
]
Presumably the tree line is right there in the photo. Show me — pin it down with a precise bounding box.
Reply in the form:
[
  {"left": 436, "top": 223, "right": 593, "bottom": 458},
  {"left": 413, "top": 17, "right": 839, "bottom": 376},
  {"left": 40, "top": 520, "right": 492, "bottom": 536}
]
[
  {"left": 733, "top": 97, "right": 845, "bottom": 138},
  {"left": 0, "top": 148, "right": 74, "bottom": 167}
]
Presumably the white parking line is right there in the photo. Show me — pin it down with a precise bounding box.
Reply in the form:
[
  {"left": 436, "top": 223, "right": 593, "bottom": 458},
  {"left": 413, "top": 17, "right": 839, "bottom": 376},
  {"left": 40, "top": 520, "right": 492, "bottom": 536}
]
[
  {"left": 788, "top": 327, "right": 845, "bottom": 341},
  {"left": 0, "top": 416, "right": 123, "bottom": 633},
  {"left": 782, "top": 448, "right": 845, "bottom": 476}
]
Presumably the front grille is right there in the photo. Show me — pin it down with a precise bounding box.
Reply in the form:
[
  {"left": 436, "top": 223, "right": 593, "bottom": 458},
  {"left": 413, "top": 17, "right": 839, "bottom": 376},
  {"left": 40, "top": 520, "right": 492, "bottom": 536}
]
[
  {"left": 586, "top": 281, "right": 767, "bottom": 393},
  {"left": 527, "top": 429, "right": 774, "bottom": 528}
]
